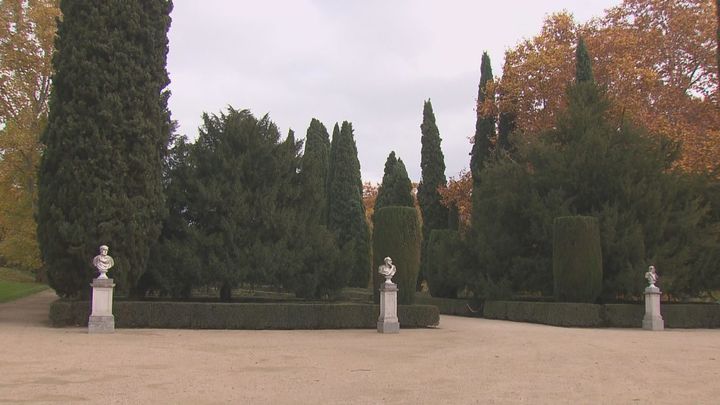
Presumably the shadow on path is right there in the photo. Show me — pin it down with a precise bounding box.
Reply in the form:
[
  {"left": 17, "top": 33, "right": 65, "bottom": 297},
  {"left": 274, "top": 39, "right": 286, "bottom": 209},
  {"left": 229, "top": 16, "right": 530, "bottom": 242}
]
[{"left": 0, "top": 289, "right": 57, "bottom": 327}]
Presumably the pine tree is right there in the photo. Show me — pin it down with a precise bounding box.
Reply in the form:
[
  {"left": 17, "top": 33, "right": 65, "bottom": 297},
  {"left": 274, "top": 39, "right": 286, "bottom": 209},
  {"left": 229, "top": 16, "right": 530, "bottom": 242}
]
[
  {"left": 300, "top": 118, "right": 331, "bottom": 223},
  {"left": 469, "top": 52, "right": 495, "bottom": 189},
  {"left": 327, "top": 121, "right": 371, "bottom": 288},
  {"left": 497, "top": 110, "right": 516, "bottom": 153},
  {"left": 417, "top": 100, "right": 448, "bottom": 243},
  {"left": 37, "top": 0, "right": 173, "bottom": 297}
]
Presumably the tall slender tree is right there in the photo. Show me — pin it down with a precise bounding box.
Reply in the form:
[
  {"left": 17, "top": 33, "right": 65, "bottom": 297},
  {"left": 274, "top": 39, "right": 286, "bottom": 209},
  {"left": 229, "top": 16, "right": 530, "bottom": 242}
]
[
  {"left": 417, "top": 99, "right": 449, "bottom": 290},
  {"left": 327, "top": 121, "right": 370, "bottom": 288},
  {"left": 470, "top": 52, "right": 495, "bottom": 189},
  {"left": 418, "top": 99, "right": 448, "bottom": 236},
  {"left": 37, "top": 0, "right": 173, "bottom": 297},
  {"left": 300, "top": 118, "right": 331, "bottom": 223}
]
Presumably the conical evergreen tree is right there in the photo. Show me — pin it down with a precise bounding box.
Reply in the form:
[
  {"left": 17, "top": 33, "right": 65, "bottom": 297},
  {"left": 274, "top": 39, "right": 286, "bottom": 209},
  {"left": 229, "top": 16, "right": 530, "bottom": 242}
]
[
  {"left": 37, "top": 0, "right": 173, "bottom": 297},
  {"left": 375, "top": 152, "right": 414, "bottom": 214},
  {"left": 497, "top": 110, "right": 516, "bottom": 153},
  {"left": 469, "top": 52, "right": 495, "bottom": 189},
  {"left": 417, "top": 99, "right": 448, "bottom": 240},
  {"left": 417, "top": 99, "right": 449, "bottom": 291},
  {"left": 327, "top": 121, "right": 370, "bottom": 288},
  {"left": 575, "top": 36, "right": 594, "bottom": 84},
  {"left": 301, "top": 118, "right": 331, "bottom": 223}
]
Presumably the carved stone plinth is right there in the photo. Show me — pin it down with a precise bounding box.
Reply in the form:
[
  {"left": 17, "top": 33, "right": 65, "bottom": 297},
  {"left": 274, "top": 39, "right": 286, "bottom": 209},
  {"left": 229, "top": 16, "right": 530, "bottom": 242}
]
[
  {"left": 378, "top": 282, "right": 399, "bottom": 334},
  {"left": 642, "top": 285, "right": 664, "bottom": 331},
  {"left": 89, "top": 278, "right": 115, "bottom": 334}
]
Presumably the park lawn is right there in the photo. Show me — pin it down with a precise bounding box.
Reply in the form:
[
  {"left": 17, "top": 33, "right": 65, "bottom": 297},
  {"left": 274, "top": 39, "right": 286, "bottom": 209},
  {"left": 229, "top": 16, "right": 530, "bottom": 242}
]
[{"left": 0, "top": 267, "right": 48, "bottom": 303}]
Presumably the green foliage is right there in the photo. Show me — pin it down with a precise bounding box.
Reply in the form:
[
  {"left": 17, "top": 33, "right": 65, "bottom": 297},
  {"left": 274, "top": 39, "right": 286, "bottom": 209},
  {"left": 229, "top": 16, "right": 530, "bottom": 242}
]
[
  {"left": 418, "top": 100, "right": 449, "bottom": 285},
  {"left": 37, "top": 0, "right": 173, "bottom": 297},
  {"left": 575, "top": 35, "right": 594, "bottom": 84},
  {"left": 372, "top": 207, "right": 422, "bottom": 304},
  {"left": 482, "top": 301, "right": 605, "bottom": 327},
  {"left": 470, "top": 52, "right": 495, "bottom": 189},
  {"left": 49, "top": 300, "right": 440, "bottom": 329},
  {"left": 300, "top": 118, "right": 331, "bottom": 223},
  {"left": 552, "top": 216, "right": 603, "bottom": 303},
  {"left": 375, "top": 151, "right": 414, "bottom": 215},
  {"left": 469, "top": 39, "right": 720, "bottom": 299},
  {"left": 327, "top": 121, "right": 370, "bottom": 288},
  {"left": 180, "top": 108, "right": 340, "bottom": 300},
  {"left": 425, "top": 230, "right": 463, "bottom": 298}
]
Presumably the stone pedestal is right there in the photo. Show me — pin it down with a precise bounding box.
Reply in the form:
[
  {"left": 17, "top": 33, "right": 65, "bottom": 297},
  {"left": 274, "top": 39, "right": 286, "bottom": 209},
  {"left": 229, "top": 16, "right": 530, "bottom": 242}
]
[
  {"left": 642, "top": 285, "right": 664, "bottom": 331},
  {"left": 377, "top": 282, "right": 399, "bottom": 334},
  {"left": 89, "top": 278, "right": 115, "bottom": 334}
]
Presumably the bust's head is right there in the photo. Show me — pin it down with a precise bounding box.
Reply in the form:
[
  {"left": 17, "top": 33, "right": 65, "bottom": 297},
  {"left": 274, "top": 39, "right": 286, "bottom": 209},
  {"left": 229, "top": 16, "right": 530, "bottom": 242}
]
[
  {"left": 384, "top": 257, "right": 392, "bottom": 265},
  {"left": 99, "top": 245, "right": 109, "bottom": 255},
  {"left": 648, "top": 265, "right": 656, "bottom": 273}
]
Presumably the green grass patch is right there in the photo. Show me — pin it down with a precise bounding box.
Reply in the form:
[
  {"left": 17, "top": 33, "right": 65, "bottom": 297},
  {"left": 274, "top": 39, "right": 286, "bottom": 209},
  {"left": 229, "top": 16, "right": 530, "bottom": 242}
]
[
  {"left": 0, "top": 281, "right": 48, "bottom": 303},
  {"left": 0, "top": 267, "right": 48, "bottom": 303}
]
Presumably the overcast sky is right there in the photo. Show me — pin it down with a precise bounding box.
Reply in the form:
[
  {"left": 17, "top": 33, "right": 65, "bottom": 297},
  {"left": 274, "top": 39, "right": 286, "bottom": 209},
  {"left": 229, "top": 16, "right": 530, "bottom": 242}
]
[{"left": 166, "top": 0, "right": 621, "bottom": 183}]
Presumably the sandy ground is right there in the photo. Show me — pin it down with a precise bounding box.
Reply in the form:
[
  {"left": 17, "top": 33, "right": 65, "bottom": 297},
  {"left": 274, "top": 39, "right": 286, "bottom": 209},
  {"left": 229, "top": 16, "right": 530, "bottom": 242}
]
[{"left": 1, "top": 291, "right": 719, "bottom": 404}]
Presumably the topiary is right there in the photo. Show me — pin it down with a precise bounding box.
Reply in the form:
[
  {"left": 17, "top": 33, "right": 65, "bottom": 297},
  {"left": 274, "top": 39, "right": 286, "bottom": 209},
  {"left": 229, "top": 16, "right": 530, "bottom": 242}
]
[
  {"left": 426, "top": 229, "right": 463, "bottom": 298},
  {"left": 372, "top": 206, "right": 422, "bottom": 304},
  {"left": 553, "top": 216, "right": 603, "bottom": 303}
]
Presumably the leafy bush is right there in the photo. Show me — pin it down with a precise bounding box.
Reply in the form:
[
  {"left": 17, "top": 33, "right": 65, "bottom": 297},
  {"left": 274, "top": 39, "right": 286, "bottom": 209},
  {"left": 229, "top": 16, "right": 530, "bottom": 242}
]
[
  {"left": 372, "top": 207, "right": 422, "bottom": 304},
  {"left": 553, "top": 216, "right": 603, "bottom": 303}
]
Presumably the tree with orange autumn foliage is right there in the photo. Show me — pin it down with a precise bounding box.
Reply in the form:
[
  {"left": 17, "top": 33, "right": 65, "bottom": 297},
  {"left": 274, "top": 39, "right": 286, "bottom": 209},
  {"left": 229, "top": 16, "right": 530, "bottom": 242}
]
[
  {"left": 0, "top": 0, "right": 60, "bottom": 271},
  {"left": 499, "top": 0, "right": 719, "bottom": 173}
]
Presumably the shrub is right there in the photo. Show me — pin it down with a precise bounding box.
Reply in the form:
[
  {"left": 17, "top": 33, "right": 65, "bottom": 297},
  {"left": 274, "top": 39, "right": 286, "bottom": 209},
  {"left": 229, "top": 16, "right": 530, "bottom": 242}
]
[
  {"left": 49, "top": 299, "right": 440, "bottom": 329},
  {"left": 425, "top": 229, "right": 463, "bottom": 298},
  {"left": 372, "top": 207, "right": 422, "bottom": 304},
  {"left": 553, "top": 216, "right": 603, "bottom": 303}
]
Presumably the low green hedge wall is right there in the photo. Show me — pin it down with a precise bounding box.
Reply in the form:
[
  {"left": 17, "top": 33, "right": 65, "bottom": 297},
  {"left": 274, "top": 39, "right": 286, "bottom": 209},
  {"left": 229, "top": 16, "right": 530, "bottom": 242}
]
[
  {"left": 49, "top": 300, "right": 440, "bottom": 329},
  {"left": 484, "top": 301, "right": 720, "bottom": 328},
  {"left": 484, "top": 301, "right": 604, "bottom": 327},
  {"left": 414, "top": 295, "right": 478, "bottom": 317}
]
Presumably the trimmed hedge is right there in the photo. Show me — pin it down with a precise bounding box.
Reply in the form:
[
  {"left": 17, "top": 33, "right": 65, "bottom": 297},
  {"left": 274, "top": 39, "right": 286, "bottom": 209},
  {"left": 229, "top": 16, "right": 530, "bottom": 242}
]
[
  {"left": 49, "top": 300, "right": 440, "bottom": 329},
  {"left": 484, "top": 300, "right": 720, "bottom": 328},
  {"left": 372, "top": 207, "right": 422, "bottom": 305},
  {"left": 414, "top": 295, "right": 478, "bottom": 317},
  {"left": 553, "top": 216, "right": 603, "bottom": 303}
]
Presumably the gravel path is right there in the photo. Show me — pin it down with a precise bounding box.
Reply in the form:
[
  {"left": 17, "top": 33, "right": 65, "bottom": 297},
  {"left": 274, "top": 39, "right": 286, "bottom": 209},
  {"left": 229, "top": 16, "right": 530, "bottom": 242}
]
[{"left": 1, "top": 291, "right": 719, "bottom": 404}]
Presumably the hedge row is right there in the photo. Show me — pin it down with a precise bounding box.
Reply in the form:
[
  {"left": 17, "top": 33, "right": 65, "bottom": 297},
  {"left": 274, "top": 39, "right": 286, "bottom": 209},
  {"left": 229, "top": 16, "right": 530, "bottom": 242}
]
[
  {"left": 484, "top": 301, "right": 720, "bottom": 328},
  {"left": 414, "top": 295, "right": 479, "bottom": 317},
  {"left": 49, "top": 300, "right": 440, "bottom": 329}
]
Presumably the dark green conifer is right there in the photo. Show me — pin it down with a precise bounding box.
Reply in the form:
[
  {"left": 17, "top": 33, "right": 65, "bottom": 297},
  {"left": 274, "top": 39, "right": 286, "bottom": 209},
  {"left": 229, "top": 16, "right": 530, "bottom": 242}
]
[
  {"left": 301, "top": 119, "right": 331, "bottom": 223},
  {"left": 575, "top": 36, "right": 594, "bottom": 84},
  {"left": 37, "top": 0, "right": 173, "bottom": 297},
  {"left": 375, "top": 152, "right": 414, "bottom": 214},
  {"left": 469, "top": 52, "right": 495, "bottom": 188},
  {"left": 327, "top": 121, "right": 370, "bottom": 288},
  {"left": 417, "top": 99, "right": 448, "bottom": 242}
]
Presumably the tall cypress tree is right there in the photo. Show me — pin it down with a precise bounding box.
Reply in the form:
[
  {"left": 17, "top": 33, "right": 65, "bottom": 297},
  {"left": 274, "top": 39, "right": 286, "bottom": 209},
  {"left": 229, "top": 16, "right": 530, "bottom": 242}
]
[
  {"left": 374, "top": 151, "right": 414, "bottom": 214},
  {"left": 469, "top": 52, "right": 495, "bottom": 189},
  {"left": 575, "top": 36, "right": 594, "bottom": 84},
  {"left": 301, "top": 118, "right": 331, "bottom": 223},
  {"left": 38, "top": 0, "right": 173, "bottom": 297},
  {"left": 417, "top": 99, "right": 448, "bottom": 238},
  {"left": 327, "top": 121, "right": 370, "bottom": 288}
]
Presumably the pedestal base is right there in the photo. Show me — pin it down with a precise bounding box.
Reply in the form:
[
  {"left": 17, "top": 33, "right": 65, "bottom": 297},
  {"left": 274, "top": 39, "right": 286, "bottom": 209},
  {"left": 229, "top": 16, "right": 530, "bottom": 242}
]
[
  {"left": 88, "top": 315, "right": 115, "bottom": 333},
  {"left": 89, "top": 278, "right": 115, "bottom": 334},
  {"left": 643, "top": 286, "right": 664, "bottom": 331},
  {"left": 378, "top": 282, "right": 399, "bottom": 334}
]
